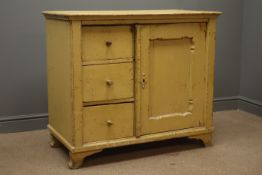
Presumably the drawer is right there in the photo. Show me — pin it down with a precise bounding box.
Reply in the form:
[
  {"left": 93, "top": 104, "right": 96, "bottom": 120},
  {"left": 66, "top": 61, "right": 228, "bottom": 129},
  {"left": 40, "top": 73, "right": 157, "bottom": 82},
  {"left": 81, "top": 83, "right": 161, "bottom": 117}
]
[
  {"left": 82, "top": 26, "right": 133, "bottom": 62},
  {"left": 83, "top": 103, "right": 134, "bottom": 142},
  {"left": 82, "top": 63, "right": 134, "bottom": 102}
]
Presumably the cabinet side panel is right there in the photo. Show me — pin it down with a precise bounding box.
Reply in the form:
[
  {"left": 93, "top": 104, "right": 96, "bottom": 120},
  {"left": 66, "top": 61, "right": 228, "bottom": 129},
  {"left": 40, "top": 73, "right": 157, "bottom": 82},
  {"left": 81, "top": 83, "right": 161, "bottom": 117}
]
[
  {"left": 46, "top": 19, "right": 73, "bottom": 144},
  {"left": 204, "top": 18, "right": 217, "bottom": 129}
]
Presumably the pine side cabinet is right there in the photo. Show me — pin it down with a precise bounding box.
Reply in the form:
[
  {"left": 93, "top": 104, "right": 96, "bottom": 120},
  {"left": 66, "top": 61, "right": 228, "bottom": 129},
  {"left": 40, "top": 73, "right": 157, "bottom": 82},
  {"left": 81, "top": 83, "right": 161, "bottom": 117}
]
[{"left": 43, "top": 10, "right": 221, "bottom": 169}]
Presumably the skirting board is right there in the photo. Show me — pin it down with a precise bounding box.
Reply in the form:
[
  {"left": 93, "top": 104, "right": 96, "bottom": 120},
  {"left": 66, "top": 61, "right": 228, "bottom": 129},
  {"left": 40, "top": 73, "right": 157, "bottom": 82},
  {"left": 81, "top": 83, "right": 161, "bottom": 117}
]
[
  {"left": 214, "top": 96, "right": 262, "bottom": 116},
  {"left": 0, "top": 96, "right": 261, "bottom": 133},
  {"left": 0, "top": 113, "right": 48, "bottom": 133},
  {"left": 238, "top": 96, "right": 262, "bottom": 116},
  {"left": 213, "top": 96, "right": 239, "bottom": 111}
]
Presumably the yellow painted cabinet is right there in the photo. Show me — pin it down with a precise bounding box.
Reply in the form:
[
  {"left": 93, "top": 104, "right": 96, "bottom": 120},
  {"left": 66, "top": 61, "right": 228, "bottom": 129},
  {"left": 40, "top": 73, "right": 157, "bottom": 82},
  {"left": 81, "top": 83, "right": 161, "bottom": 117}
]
[{"left": 44, "top": 10, "right": 220, "bottom": 169}]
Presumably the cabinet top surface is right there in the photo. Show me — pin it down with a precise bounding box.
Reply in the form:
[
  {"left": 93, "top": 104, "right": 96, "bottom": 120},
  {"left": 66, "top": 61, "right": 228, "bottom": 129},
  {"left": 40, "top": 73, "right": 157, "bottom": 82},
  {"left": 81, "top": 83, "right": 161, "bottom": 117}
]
[{"left": 43, "top": 9, "right": 221, "bottom": 18}]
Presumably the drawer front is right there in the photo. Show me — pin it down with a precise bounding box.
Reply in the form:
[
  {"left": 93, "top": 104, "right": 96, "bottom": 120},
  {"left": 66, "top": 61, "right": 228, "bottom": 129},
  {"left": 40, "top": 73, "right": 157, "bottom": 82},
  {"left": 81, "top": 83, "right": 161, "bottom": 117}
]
[
  {"left": 82, "top": 26, "right": 133, "bottom": 62},
  {"left": 83, "top": 103, "right": 134, "bottom": 142},
  {"left": 82, "top": 63, "right": 134, "bottom": 102}
]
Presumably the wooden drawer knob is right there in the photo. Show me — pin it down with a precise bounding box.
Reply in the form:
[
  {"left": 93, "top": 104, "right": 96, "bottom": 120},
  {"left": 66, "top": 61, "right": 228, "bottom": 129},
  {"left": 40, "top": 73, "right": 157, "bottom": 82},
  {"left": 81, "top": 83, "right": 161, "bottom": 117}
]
[
  {"left": 106, "top": 120, "right": 113, "bottom": 126},
  {"left": 106, "top": 79, "right": 113, "bottom": 86},
  {"left": 105, "top": 41, "right": 112, "bottom": 47}
]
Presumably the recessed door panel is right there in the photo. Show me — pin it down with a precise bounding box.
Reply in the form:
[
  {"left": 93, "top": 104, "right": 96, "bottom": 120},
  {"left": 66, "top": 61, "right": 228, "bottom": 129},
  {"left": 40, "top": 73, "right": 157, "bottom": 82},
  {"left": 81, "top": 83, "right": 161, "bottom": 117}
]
[
  {"left": 149, "top": 38, "right": 193, "bottom": 119},
  {"left": 139, "top": 23, "right": 206, "bottom": 135}
]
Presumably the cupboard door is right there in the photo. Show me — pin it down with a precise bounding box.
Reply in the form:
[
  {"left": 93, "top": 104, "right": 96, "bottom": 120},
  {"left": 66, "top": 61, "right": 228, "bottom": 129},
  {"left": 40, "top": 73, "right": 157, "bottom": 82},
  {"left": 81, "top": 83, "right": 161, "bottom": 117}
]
[{"left": 138, "top": 23, "right": 207, "bottom": 135}]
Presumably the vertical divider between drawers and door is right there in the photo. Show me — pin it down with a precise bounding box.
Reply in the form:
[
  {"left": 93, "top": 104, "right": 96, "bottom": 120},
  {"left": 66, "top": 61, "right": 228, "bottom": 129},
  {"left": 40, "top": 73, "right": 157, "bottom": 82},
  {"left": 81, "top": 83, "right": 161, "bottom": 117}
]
[
  {"left": 71, "top": 20, "right": 83, "bottom": 148},
  {"left": 134, "top": 24, "right": 142, "bottom": 138}
]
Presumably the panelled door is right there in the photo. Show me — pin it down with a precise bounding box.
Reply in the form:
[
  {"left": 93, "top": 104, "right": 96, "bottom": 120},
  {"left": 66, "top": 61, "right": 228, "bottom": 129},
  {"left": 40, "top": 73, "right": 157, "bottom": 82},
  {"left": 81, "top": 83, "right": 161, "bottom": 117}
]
[{"left": 138, "top": 23, "right": 207, "bottom": 135}]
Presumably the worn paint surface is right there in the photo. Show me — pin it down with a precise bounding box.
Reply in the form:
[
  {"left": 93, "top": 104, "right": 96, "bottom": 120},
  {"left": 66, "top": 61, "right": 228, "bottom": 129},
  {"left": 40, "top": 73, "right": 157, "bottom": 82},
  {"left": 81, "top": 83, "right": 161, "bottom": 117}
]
[
  {"left": 82, "top": 26, "right": 133, "bottom": 62},
  {"left": 46, "top": 19, "right": 73, "bottom": 144},
  {"left": 82, "top": 62, "right": 134, "bottom": 102},
  {"left": 83, "top": 103, "right": 134, "bottom": 142},
  {"left": 44, "top": 10, "right": 220, "bottom": 169}
]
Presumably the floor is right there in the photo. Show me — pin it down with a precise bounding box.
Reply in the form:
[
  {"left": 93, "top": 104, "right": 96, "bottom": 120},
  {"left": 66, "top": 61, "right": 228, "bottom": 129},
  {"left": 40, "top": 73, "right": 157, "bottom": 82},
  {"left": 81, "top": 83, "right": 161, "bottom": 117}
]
[{"left": 0, "top": 110, "right": 262, "bottom": 175}]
